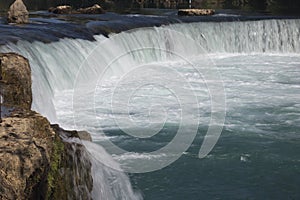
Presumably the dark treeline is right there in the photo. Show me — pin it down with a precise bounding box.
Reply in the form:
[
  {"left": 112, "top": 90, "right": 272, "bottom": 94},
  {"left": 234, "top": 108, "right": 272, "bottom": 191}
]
[
  {"left": 0, "top": 0, "right": 299, "bottom": 15},
  {"left": 0, "top": 0, "right": 116, "bottom": 11},
  {"left": 220, "top": 0, "right": 300, "bottom": 14}
]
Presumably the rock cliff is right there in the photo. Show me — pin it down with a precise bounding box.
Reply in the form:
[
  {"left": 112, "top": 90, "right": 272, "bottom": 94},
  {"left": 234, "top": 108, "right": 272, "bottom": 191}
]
[
  {"left": 0, "top": 53, "right": 32, "bottom": 110},
  {"left": 0, "top": 53, "right": 93, "bottom": 199}
]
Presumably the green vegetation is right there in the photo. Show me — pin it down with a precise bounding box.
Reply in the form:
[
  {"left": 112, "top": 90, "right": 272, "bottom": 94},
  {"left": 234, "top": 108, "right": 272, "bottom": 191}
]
[
  {"left": 0, "top": 0, "right": 113, "bottom": 11},
  {"left": 218, "top": 0, "right": 300, "bottom": 14},
  {"left": 46, "top": 134, "right": 65, "bottom": 200},
  {"left": 0, "top": 0, "right": 299, "bottom": 16}
]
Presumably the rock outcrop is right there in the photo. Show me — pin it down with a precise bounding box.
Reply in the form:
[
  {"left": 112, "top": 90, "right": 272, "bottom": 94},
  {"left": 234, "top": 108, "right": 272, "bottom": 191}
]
[
  {"left": 46, "top": 125, "right": 93, "bottom": 200},
  {"left": 49, "top": 4, "right": 105, "bottom": 14},
  {"left": 0, "top": 110, "right": 56, "bottom": 200},
  {"left": 0, "top": 53, "right": 32, "bottom": 110},
  {"left": 48, "top": 5, "right": 72, "bottom": 14},
  {"left": 77, "top": 4, "right": 105, "bottom": 14},
  {"left": 0, "top": 53, "right": 93, "bottom": 199},
  {"left": 7, "top": 0, "right": 29, "bottom": 24},
  {"left": 178, "top": 9, "right": 215, "bottom": 16},
  {"left": 78, "top": 131, "right": 93, "bottom": 141},
  {"left": 0, "top": 111, "right": 93, "bottom": 200}
]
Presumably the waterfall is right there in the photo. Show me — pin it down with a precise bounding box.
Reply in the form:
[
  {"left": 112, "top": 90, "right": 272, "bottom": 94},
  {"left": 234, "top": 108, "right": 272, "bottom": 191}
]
[
  {"left": 82, "top": 141, "right": 142, "bottom": 200},
  {"left": 1, "top": 19, "right": 299, "bottom": 121},
  {"left": 168, "top": 19, "right": 300, "bottom": 53},
  {"left": 63, "top": 137, "right": 142, "bottom": 200},
  {"left": 1, "top": 18, "right": 300, "bottom": 199}
]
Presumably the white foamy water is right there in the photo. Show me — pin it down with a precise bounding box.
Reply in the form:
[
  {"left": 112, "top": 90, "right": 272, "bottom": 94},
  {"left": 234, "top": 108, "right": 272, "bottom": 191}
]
[
  {"left": 1, "top": 18, "right": 300, "bottom": 198},
  {"left": 54, "top": 53, "right": 300, "bottom": 162}
]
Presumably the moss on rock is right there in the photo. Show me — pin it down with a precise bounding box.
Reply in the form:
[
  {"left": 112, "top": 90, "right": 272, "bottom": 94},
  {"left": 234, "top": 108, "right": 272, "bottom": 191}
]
[{"left": 0, "top": 53, "right": 93, "bottom": 200}]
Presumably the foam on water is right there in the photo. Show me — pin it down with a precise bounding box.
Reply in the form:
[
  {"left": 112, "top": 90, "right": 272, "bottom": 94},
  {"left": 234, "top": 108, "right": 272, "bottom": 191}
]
[
  {"left": 1, "top": 19, "right": 300, "bottom": 199},
  {"left": 1, "top": 19, "right": 299, "bottom": 121}
]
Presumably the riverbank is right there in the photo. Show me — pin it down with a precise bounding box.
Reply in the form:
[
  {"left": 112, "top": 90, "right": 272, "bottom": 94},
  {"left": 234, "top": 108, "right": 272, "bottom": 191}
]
[{"left": 0, "top": 53, "right": 93, "bottom": 199}]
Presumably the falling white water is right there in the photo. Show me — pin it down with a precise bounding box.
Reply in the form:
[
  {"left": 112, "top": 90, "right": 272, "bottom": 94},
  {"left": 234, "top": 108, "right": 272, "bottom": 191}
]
[
  {"left": 1, "top": 19, "right": 299, "bottom": 122},
  {"left": 65, "top": 136, "right": 142, "bottom": 199},
  {"left": 81, "top": 141, "right": 142, "bottom": 200},
  {"left": 1, "top": 19, "right": 300, "bottom": 199}
]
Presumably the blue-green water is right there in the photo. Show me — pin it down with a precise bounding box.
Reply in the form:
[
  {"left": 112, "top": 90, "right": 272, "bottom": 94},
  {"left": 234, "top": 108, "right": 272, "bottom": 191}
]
[
  {"left": 94, "top": 54, "right": 300, "bottom": 199},
  {"left": 48, "top": 24, "right": 300, "bottom": 199},
  {"left": 2, "top": 18, "right": 299, "bottom": 199},
  {"left": 129, "top": 132, "right": 299, "bottom": 199}
]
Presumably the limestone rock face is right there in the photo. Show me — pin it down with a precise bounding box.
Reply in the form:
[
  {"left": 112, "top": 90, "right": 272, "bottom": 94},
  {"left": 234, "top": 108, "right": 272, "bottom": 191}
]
[
  {"left": 0, "top": 53, "right": 93, "bottom": 200},
  {"left": 49, "top": 4, "right": 105, "bottom": 15},
  {"left": 0, "top": 53, "right": 32, "bottom": 110},
  {"left": 7, "top": 0, "right": 29, "bottom": 24},
  {"left": 178, "top": 9, "right": 215, "bottom": 16},
  {"left": 77, "top": 4, "right": 105, "bottom": 14},
  {"left": 48, "top": 5, "right": 72, "bottom": 14},
  {"left": 0, "top": 111, "right": 93, "bottom": 200},
  {"left": 0, "top": 110, "right": 56, "bottom": 200}
]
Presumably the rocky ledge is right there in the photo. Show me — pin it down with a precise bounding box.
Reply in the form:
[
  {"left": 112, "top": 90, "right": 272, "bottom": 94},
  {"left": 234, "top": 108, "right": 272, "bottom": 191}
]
[
  {"left": 178, "top": 9, "right": 215, "bottom": 16},
  {"left": 48, "top": 4, "right": 105, "bottom": 15},
  {"left": 0, "top": 53, "right": 93, "bottom": 199}
]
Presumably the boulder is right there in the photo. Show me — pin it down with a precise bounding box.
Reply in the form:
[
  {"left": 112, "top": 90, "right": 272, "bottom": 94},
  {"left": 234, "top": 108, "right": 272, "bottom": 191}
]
[
  {"left": 0, "top": 111, "right": 93, "bottom": 200},
  {"left": 49, "top": 5, "right": 72, "bottom": 14},
  {"left": 178, "top": 9, "right": 215, "bottom": 16},
  {"left": 0, "top": 110, "right": 55, "bottom": 200},
  {"left": 0, "top": 53, "right": 32, "bottom": 110},
  {"left": 78, "top": 131, "right": 93, "bottom": 141},
  {"left": 77, "top": 4, "right": 105, "bottom": 14},
  {"left": 7, "top": 0, "right": 29, "bottom": 24},
  {"left": 49, "top": 4, "right": 105, "bottom": 15}
]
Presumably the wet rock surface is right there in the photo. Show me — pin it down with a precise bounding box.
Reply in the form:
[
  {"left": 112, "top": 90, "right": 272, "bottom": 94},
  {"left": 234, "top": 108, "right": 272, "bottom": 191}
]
[
  {"left": 78, "top": 131, "right": 93, "bottom": 141},
  {"left": 49, "top": 125, "right": 93, "bottom": 200}
]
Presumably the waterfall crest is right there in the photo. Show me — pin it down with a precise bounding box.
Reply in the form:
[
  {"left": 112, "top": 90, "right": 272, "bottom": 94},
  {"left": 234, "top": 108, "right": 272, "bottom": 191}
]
[{"left": 1, "top": 18, "right": 299, "bottom": 199}]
